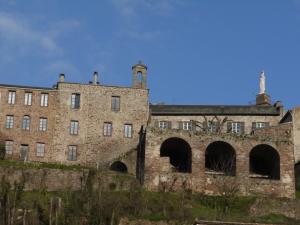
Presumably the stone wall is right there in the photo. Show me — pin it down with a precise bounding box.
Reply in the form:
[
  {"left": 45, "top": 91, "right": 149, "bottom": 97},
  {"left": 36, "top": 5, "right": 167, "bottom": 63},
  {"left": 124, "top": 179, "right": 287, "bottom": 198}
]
[
  {"left": 292, "top": 107, "right": 300, "bottom": 163},
  {"left": 144, "top": 127, "right": 295, "bottom": 198}
]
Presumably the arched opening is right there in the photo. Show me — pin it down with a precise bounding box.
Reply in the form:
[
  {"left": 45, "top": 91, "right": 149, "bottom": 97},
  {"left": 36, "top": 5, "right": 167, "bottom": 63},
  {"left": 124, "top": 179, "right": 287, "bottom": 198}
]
[
  {"left": 205, "top": 141, "right": 236, "bottom": 176},
  {"left": 160, "top": 137, "right": 192, "bottom": 173},
  {"left": 110, "top": 161, "right": 128, "bottom": 173},
  {"left": 137, "top": 71, "right": 143, "bottom": 83},
  {"left": 295, "top": 162, "right": 300, "bottom": 190},
  {"left": 249, "top": 144, "right": 280, "bottom": 180}
]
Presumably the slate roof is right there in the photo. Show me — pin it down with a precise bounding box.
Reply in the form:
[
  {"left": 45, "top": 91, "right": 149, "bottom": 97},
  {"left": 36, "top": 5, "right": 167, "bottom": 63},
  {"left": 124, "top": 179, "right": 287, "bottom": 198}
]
[{"left": 150, "top": 104, "right": 280, "bottom": 116}]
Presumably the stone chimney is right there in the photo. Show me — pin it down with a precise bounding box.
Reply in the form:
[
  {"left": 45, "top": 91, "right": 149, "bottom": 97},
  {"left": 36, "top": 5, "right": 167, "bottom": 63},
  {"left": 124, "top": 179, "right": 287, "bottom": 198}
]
[
  {"left": 59, "top": 73, "right": 65, "bottom": 82},
  {"left": 93, "top": 71, "right": 98, "bottom": 85}
]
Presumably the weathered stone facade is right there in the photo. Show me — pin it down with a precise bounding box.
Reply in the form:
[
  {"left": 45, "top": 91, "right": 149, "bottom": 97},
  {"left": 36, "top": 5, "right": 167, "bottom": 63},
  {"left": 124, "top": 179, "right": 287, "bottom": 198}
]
[{"left": 0, "top": 63, "right": 297, "bottom": 198}]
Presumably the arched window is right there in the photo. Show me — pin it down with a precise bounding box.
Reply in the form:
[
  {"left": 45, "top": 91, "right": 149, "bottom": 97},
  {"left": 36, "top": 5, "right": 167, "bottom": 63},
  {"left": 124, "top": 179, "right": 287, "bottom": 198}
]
[
  {"left": 249, "top": 144, "right": 280, "bottom": 180},
  {"left": 160, "top": 137, "right": 192, "bottom": 173},
  {"left": 205, "top": 141, "right": 236, "bottom": 176},
  {"left": 295, "top": 162, "right": 300, "bottom": 190},
  {"left": 22, "top": 115, "right": 30, "bottom": 130},
  {"left": 137, "top": 71, "right": 143, "bottom": 83},
  {"left": 110, "top": 161, "right": 128, "bottom": 173}
]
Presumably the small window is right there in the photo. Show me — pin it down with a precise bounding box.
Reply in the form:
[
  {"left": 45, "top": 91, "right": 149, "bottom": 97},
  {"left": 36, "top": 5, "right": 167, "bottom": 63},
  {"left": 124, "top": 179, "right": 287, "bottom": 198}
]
[
  {"left": 8, "top": 91, "right": 16, "bottom": 104},
  {"left": 182, "top": 121, "right": 192, "bottom": 131},
  {"left": 71, "top": 93, "right": 80, "bottom": 109},
  {"left": 159, "top": 121, "right": 168, "bottom": 129},
  {"left": 253, "top": 122, "right": 269, "bottom": 129},
  {"left": 22, "top": 116, "right": 30, "bottom": 130},
  {"left": 111, "top": 96, "right": 120, "bottom": 111},
  {"left": 68, "top": 145, "right": 77, "bottom": 161},
  {"left": 228, "top": 122, "right": 244, "bottom": 134},
  {"left": 5, "top": 141, "right": 13, "bottom": 155},
  {"left": 39, "top": 118, "right": 47, "bottom": 131},
  {"left": 24, "top": 92, "right": 32, "bottom": 106},
  {"left": 6, "top": 115, "right": 14, "bottom": 129},
  {"left": 208, "top": 121, "right": 218, "bottom": 133},
  {"left": 70, "top": 120, "right": 79, "bottom": 135},
  {"left": 103, "top": 122, "right": 112, "bottom": 136},
  {"left": 124, "top": 124, "right": 133, "bottom": 138},
  {"left": 36, "top": 143, "right": 45, "bottom": 157},
  {"left": 40, "top": 93, "right": 49, "bottom": 107}
]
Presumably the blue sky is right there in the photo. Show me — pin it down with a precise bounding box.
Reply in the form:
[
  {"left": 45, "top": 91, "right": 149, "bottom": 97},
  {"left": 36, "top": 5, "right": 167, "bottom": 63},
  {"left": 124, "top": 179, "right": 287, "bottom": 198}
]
[{"left": 0, "top": 0, "right": 299, "bottom": 109}]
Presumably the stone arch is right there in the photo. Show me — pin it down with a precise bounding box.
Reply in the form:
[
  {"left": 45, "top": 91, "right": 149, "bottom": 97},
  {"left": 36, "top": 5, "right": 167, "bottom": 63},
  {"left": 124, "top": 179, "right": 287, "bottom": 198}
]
[
  {"left": 160, "top": 137, "right": 192, "bottom": 173},
  {"left": 205, "top": 141, "right": 236, "bottom": 176},
  {"left": 249, "top": 144, "right": 280, "bottom": 180},
  {"left": 110, "top": 161, "right": 128, "bottom": 173}
]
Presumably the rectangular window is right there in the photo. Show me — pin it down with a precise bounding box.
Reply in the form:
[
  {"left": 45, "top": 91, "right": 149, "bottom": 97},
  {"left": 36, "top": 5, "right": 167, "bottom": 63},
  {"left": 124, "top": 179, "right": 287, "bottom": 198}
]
[
  {"left": 39, "top": 117, "right": 47, "bottom": 131},
  {"left": 253, "top": 122, "right": 269, "bottom": 129},
  {"left": 70, "top": 120, "right": 79, "bottom": 135},
  {"left": 182, "top": 121, "right": 192, "bottom": 131},
  {"left": 68, "top": 145, "right": 77, "bottom": 161},
  {"left": 24, "top": 92, "right": 32, "bottom": 106},
  {"left": 103, "top": 122, "right": 112, "bottom": 136},
  {"left": 6, "top": 115, "right": 14, "bottom": 129},
  {"left": 5, "top": 141, "right": 13, "bottom": 155},
  {"left": 40, "top": 93, "right": 48, "bottom": 107},
  {"left": 124, "top": 124, "right": 133, "bottom": 138},
  {"left": 20, "top": 145, "right": 28, "bottom": 161},
  {"left": 8, "top": 91, "right": 16, "bottom": 104},
  {"left": 231, "top": 122, "right": 241, "bottom": 134},
  {"left": 159, "top": 121, "right": 168, "bottom": 129},
  {"left": 111, "top": 96, "right": 120, "bottom": 111},
  {"left": 71, "top": 93, "right": 80, "bottom": 109},
  {"left": 36, "top": 143, "right": 45, "bottom": 157},
  {"left": 22, "top": 116, "right": 31, "bottom": 130},
  {"left": 208, "top": 121, "right": 218, "bottom": 133}
]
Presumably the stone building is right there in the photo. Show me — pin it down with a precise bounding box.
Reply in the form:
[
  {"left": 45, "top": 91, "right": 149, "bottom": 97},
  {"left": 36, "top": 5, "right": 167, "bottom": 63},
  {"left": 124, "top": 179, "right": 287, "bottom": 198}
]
[{"left": 0, "top": 64, "right": 297, "bottom": 198}]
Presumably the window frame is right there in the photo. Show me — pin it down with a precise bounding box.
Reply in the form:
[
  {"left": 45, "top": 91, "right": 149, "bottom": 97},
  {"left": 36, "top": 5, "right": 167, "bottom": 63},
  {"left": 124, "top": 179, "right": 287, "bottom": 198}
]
[
  {"left": 36, "top": 143, "right": 45, "bottom": 157},
  {"left": 8, "top": 91, "right": 16, "bottom": 105},
  {"left": 159, "top": 121, "right": 168, "bottom": 129},
  {"left": 39, "top": 117, "right": 48, "bottom": 131},
  {"left": 71, "top": 93, "right": 80, "bottom": 109},
  {"left": 182, "top": 121, "right": 192, "bottom": 131},
  {"left": 22, "top": 115, "right": 31, "bottom": 130},
  {"left": 5, "top": 140, "right": 13, "bottom": 155},
  {"left": 6, "top": 115, "right": 14, "bottom": 129},
  {"left": 103, "top": 122, "right": 113, "bottom": 136},
  {"left": 40, "top": 93, "right": 49, "bottom": 107},
  {"left": 231, "top": 122, "right": 241, "bottom": 134},
  {"left": 70, "top": 120, "right": 79, "bottom": 135},
  {"left": 68, "top": 145, "right": 77, "bottom": 161},
  {"left": 111, "top": 96, "right": 120, "bottom": 112},
  {"left": 124, "top": 124, "right": 133, "bottom": 138},
  {"left": 24, "top": 92, "right": 32, "bottom": 106}
]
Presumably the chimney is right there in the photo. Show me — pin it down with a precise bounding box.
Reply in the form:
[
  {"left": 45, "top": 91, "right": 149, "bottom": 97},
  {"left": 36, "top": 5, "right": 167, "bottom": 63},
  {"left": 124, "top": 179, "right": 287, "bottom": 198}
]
[
  {"left": 93, "top": 71, "right": 98, "bottom": 85},
  {"left": 59, "top": 73, "right": 65, "bottom": 82}
]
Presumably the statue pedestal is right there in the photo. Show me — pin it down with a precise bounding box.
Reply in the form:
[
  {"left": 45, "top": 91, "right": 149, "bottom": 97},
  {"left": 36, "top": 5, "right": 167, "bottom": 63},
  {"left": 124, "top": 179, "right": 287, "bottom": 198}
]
[{"left": 256, "top": 93, "right": 271, "bottom": 106}]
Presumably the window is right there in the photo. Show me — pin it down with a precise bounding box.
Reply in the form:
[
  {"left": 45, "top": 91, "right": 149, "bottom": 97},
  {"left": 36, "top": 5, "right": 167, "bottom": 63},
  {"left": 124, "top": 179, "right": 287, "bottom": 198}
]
[
  {"left": 24, "top": 92, "right": 32, "bottom": 105},
  {"left": 40, "top": 93, "right": 48, "bottom": 107},
  {"left": 182, "top": 121, "right": 192, "bottom": 131},
  {"left": 6, "top": 115, "right": 14, "bottom": 129},
  {"left": 124, "top": 124, "right": 133, "bottom": 138},
  {"left": 253, "top": 122, "right": 269, "bottom": 129},
  {"left": 208, "top": 121, "right": 218, "bottom": 133},
  {"left": 5, "top": 141, "right": 13, "bottom": 155},
  {"left": 159, "top": 121, "right": 168, "bottom": 129},
  {"left": 70, "top": 120, "right": 79, "bottom": 135},
  {"left": 111, "top": 96, "right": 120, "bottom": 111},
  {"left": 227, "top": 122, "right": 244, "bottom": 134},
  {"left": 8, "top": 91, "right": 16, "bottom": 104},
  {"left": 22, "top": 116, "right": 30, "bottom": 130},
  {"left": 103, "top": 122, "right": 112, "bottom": 136},
  {"left": 36, "top": 143, "right": 45, "bottom": 157},
  {"left": 71, "top": 93, "right": 80, "bottom": 109},
  {"left": 68, "top": 145, "right": 77, "bottom": 161},
  {"left": 39, "top": 117, "right": 47, "bottom": 131}
]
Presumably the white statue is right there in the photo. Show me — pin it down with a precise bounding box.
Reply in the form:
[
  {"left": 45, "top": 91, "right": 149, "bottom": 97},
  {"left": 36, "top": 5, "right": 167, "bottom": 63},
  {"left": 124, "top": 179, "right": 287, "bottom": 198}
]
[{"left": 259, "top": 70, "right": 266, "bottom": 94}]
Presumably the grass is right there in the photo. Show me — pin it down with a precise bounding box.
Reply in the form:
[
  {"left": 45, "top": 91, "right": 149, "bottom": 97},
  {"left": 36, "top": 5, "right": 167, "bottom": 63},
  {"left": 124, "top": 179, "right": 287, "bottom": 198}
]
[{"left": 296, "top": 190, "right": 300, "bottom": 199}]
